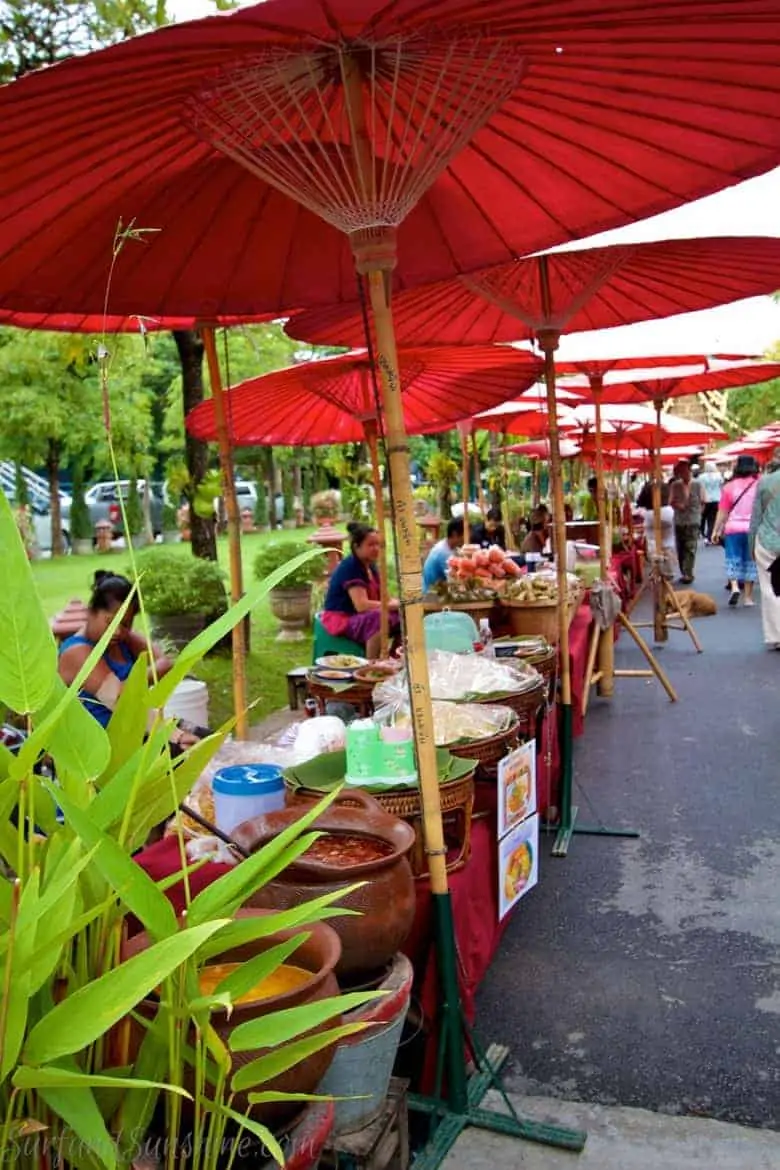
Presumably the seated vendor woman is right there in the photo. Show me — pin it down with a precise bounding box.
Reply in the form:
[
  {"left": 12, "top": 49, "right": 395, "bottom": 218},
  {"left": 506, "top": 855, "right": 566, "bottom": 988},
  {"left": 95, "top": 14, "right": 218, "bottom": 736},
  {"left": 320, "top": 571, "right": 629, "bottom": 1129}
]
[
  {"left": 58, "top": 571, "right": 196, "bottom": 749},
  {"left": 322, "top": 522, "right": 401, "bottom": 660}
]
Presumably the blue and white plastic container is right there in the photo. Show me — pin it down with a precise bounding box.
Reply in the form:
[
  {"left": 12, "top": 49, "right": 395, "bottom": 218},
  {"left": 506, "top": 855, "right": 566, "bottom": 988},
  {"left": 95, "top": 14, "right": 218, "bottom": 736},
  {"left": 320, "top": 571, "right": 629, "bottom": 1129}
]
[{"left": 211, "top": 764, "right": 285, "bottom": 834}]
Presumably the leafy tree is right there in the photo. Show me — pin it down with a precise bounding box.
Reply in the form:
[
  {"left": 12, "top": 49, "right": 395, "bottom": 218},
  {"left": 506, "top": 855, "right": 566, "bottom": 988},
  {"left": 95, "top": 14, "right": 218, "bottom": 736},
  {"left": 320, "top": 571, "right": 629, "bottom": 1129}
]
[
  {"left": 0, "top": 1, "right": 170, "bottom": 81},
  {"left": 728, "top": 344, "right": 780, "bottom": 434}
]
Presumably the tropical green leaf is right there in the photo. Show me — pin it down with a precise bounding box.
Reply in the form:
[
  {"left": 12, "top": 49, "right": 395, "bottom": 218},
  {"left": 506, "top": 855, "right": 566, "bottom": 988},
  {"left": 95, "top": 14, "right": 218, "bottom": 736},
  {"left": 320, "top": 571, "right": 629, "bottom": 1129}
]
[
  {"left": 187, "top": 788, "right": 340, "bottom": 926},
  {"left": 198, "top": 885, "right": 362, "bottom": 960},
  {"left": 13, "top": 1065, "right": 190, "bottom": 1097},
  {"left": 115, "top": 1025, "right": 169, "bottom": 1161},
  {"left": 209, "top": 934, "right": 308, "bottom": 1006},
  {"left": 104, "top": 652, "right": 153, "bottom": 776},
  {"left": 52, "top": 787, "right": 177, "bottom": 942},
  {"left": 148, "top": 549, "right": 322, "bottom": 708},
  {"left": 89, "top": 724, "right": 172, "bottom": 831},
  {"left": 198, "top": 1101, "right": 285, "bottom": 1168},
  {"left": 0, "top": 776, "right": 21, "bottom": 872},
  {"left": 0, "top": 871, "right": 39, "bottom": 1082},
  {"left": 230, "top": 991, "right": 382, "bottom": 1052},
  {"left": 37, "top": 1085, "right": 117, "bottom": 1170},
  {"left": 0, "top": 488, "right": 57, "bottom": 714},
  {"left": 22, "top": 920, "right": 228, "bottom": 1066},
  {"left": 34, "top": 676, "right": 111, "bottom": 787},
  {"left": 231, "top": 1022, "right": 368, "bottom": 1094},
  {"left": 127, "top": 730, "right": 229, "bottom": 852}
]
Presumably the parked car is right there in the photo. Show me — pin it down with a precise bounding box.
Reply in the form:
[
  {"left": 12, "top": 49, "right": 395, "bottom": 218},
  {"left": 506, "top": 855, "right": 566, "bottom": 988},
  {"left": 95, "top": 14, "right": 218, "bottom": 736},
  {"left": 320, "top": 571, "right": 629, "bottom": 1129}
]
[
  {"left": 225, "top": 480, "right": 284, "bottom": 523},
  {"left": 1, "top": 481, "right": 71, "bottom": 554},
  {"left": 85, "top": 480, "right": 165, "bottom": 537}
]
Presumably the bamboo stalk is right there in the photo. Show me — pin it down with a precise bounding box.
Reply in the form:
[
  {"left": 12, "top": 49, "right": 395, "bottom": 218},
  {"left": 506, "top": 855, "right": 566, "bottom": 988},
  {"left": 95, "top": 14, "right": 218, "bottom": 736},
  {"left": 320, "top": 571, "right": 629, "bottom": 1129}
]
[
  {"left": 501, "top": 436, "right": 516, "bottom": 551},
  {"left": 202, "top": 326, "right": 248, "bottom": 739},
  {"left": 473, "top": 432, "right": 487, "bottom": 515},
  {"left": 652, "top": 399, "right": 668, "bottom": 643},
  {"left": 591, "top": 377, "right": 614, "bottom": 698},
  {"left": 364, "top": 418, "right": 390, "bottom": 659},
  {"left": 367, "top": 270, "right": 449, "bottom": 896},
  {"left": 459, "top": 423, "right": 471, "bottom": 543}
]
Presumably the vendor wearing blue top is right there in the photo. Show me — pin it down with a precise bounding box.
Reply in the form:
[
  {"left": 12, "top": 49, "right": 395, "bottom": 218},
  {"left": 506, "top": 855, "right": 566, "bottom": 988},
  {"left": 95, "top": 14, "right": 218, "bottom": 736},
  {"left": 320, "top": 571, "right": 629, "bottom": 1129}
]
[
  {"left": 322, "top": 522, "right": 401, "bottom": 659},
  {"left": 423, "top": 517, "right": 464, "bottom": 592},
  {"left": 58, "top": 571, "right": 196, "bottom": 748}
]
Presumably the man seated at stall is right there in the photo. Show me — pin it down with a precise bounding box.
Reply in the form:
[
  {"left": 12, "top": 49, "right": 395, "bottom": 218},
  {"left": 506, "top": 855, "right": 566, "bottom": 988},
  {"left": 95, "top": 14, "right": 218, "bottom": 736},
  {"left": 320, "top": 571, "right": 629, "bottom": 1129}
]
[
  {"left": 471, "top": 507, "right": 507, "bottom": 549},
  {"left": 422, "top": 517, "right": 465, "bottom": 591}
]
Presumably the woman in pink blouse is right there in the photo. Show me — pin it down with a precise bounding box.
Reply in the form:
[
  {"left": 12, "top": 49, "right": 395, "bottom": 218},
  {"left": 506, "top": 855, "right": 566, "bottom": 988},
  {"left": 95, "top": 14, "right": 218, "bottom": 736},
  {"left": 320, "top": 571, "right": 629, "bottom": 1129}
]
[{"left": 712, "top": 455, "right": 761, "bottom": 607}]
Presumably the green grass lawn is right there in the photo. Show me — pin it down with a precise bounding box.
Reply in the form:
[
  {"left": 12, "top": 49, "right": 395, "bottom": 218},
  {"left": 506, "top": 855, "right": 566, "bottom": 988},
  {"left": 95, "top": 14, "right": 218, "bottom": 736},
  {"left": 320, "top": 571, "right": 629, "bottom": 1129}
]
[
  {"left": 32, "top": 525, "right": 400, "bottom": 730},
  {"left": 31, "top": 529, "right": 322, "bottom": 730}
]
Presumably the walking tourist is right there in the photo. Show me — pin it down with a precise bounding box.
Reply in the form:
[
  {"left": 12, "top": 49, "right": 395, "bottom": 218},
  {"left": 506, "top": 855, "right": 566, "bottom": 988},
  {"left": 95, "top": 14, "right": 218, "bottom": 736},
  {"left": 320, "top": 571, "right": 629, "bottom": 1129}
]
[
  {"left": 711, "top": 455, "right": 760, "bottom": 607},
  {"left": 750, "top": 448, "right": 780, "bottom": 649},
  {"left": 637, "top": 480, "right": 677, "bottom": 572},
  {"left": 669, "top": 460, "right": 703, "bottom": 583},
  {"left": 699, "top": 459, "right": 723, "bottom": 543}
]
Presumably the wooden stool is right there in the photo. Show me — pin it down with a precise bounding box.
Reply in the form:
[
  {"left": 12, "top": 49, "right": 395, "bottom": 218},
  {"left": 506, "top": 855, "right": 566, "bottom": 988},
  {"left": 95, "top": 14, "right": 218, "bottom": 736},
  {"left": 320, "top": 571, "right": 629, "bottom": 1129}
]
[
  {"left": 286, "top": 667, "right": 310, "bottom": 710},
  {"left": 322, "top": 1079, "right": 409, "bottom": 1170}
]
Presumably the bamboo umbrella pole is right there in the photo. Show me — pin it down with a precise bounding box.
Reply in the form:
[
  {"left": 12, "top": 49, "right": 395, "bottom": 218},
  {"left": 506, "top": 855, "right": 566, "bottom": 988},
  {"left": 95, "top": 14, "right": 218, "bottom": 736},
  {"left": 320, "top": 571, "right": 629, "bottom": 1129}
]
[
  {"left": 458, "top": 422, "right": 471, "bottom": 543},
  {"left": 363, "top": 417, "right": 390, "bottom": 659},
  {"left": 501, "top": 435, "right": 517, "bottom": 551},
  {"left": 532, "top": 461, "right": 541, "bottom": 507},
  {"left": 473, "top": 433, "right": 487, "bottom": 516},
  {"left": 202, "top": 325, "right": 248, "bottom": 739},
  {"left": 591, "top": 377, "right": 614, "bottom": 698},
  {"left": 652, "top": 399, "right": 668, "bottom": 643}
]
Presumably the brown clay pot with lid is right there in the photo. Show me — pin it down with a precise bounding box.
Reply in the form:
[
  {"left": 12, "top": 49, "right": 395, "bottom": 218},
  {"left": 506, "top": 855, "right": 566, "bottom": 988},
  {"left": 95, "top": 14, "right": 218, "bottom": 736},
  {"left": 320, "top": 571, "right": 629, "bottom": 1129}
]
[{"left": 232, "top": 790, "right": 417, "bottom": 981}]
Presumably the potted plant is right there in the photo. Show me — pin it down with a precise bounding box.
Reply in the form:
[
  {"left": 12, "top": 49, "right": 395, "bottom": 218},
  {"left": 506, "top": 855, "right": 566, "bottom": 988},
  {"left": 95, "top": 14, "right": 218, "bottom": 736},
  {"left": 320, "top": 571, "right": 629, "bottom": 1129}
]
[
  {"left": 135, "top": 547, "right": 228, "bottom": 649},
  {"left": 124, "top": 476, "right": 146, "bottom": 548},
  {"left": 254, "top": 540, "right": 323, "bottom": 640},
  {"left": 0, "top": 493, "right": 374, "bottom": 1170},
  {"left": 311, "top": 488, "right": 340, "bottom": 526}
]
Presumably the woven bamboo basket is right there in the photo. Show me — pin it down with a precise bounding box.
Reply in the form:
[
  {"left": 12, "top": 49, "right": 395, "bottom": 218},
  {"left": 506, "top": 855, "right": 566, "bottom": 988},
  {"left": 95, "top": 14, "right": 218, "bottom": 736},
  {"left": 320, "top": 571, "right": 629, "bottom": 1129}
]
[
  {"left": 445, "top": 710, "right": 520, "bottom": 779},
  {"left": 520, "top": 647, "right": 557, "bottom": 704},
  {"left": 473, "top": 679, "right": 546, "bottom": 740},
  {"left": 373, "top": 769, "right": 476, "bottom": 879},
  {"left": 499, "top": 591, "right": 582, "bottom": 644}
]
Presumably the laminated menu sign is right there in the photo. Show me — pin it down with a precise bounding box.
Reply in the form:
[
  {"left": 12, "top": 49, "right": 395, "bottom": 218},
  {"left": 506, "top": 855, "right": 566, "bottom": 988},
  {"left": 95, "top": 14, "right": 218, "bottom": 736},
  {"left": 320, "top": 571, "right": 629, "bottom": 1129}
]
[
  {"left": 498, "top": 813, "right": 539, "bottom": 920},
  {"left": 497, "top": 741, "right": 536, "bottom": 839}
]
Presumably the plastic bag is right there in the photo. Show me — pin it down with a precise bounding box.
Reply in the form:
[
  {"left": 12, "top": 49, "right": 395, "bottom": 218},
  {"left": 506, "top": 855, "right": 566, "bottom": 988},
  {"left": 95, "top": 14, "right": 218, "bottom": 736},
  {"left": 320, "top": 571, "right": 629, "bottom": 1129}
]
[
  {"left": 376, "top": 698, "right": 515, "bottom": 746},
  {"left": 374, "top": 649, "right": 541, "bottom": 712}
]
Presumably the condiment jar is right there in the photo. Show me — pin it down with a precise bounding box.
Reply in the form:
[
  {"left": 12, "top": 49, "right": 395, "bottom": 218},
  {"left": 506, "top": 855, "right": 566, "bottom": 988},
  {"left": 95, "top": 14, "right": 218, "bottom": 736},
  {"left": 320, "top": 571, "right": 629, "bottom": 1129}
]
[{"left": 212, "top": 764, "right": 285, "bottom": 835}]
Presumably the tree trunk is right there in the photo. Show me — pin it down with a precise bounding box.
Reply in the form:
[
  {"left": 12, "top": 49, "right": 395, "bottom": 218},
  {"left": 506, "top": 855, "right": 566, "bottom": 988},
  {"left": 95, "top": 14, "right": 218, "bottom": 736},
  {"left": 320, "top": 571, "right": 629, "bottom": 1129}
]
[
  {"left": 174, "top": 329, "right": 217, "bottom": 561},
  {"left": 267, "top": 447, "right": 278, "bottom": 530},
  {"left": 47, "top": 439, "right": 63, "bottom": 556}
]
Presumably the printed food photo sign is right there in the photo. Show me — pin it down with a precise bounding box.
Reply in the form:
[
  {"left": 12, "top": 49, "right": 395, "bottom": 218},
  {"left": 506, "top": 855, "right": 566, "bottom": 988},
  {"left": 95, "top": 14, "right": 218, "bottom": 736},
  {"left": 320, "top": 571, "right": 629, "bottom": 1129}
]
[
  {"left": 497, "top": 741, "right": 536, "bottom": 838},
  {"left": 498, "top": 814, "right": 539, "bottom": 920}
]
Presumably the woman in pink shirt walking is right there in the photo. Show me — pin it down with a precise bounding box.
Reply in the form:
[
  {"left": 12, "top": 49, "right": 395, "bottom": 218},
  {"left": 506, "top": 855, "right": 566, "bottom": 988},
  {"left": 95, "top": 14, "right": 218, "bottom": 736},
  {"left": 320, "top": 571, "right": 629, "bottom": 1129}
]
[{"left": 712, "top": 455, "right": 761, "bottom": 607}]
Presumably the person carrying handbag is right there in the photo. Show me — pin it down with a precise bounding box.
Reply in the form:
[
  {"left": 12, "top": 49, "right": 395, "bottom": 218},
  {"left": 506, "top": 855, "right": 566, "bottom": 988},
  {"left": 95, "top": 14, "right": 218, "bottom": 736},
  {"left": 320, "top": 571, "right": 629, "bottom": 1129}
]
[
  {"left": 712, "top": 455, "right": 760, "bottom": 606},
  {"left": 749, "top": 447, "right": 780, "bottom": 648}
]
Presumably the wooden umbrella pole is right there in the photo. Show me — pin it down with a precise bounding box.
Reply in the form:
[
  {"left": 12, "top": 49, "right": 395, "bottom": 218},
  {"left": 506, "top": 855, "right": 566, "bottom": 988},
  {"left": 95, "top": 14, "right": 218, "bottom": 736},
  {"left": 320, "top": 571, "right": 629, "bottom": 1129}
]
[
  {"left": 652, "top": 399, "right": 667, "bottom": 643},
  {"left": 364, "top": 418, "right": 390, "bottom": 659},
  {"left": 532, "top": 460, "right": 541, "bottom": 507},
  {"left": 202, "top": 325, "right": 248, "bottom": 739},
  {"left": 366, "top": 266, "right": 449, "bottom": 896},
  {"left": 592, "top": 377, "right": 614, "bottom": 698},
  {"left": 501, "top": 437, "right": 517, "bottom": 551},
  {"left": 458, "top": 423, "right": 471, "bottom": 543},
  {"left": 473, "top": 433, "right": 487, "bottom": 516},
  {"left": 537, "top": 320, "right": 575, "bottom": 856}
]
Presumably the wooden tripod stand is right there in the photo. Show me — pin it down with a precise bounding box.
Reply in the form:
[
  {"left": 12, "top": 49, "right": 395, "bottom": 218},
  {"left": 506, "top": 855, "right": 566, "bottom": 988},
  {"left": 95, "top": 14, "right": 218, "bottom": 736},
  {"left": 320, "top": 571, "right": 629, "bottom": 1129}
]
[
  {"left": 626, "top": 553, "right": 704, "bottom": 653},
  {"left": 582, "top": 599, "right": 678, "bottom": 717}
]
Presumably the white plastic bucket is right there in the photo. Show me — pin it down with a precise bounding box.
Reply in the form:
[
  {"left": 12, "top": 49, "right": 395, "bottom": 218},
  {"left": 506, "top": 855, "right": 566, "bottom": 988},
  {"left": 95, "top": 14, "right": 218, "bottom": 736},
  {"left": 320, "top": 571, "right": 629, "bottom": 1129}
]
[
  {"left": 164, "top": 678, "right": 209, "bottom": 728},
  {"left": 212, "top": 765, "right": 286, "bottom": 835}
]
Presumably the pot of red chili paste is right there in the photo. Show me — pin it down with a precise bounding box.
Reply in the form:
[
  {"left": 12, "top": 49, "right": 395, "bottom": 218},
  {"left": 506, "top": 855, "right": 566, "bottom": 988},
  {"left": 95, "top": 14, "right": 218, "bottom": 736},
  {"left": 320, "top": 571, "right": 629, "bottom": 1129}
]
[{"left": 233, "top": 791, "right": 416, "bottom": 980}]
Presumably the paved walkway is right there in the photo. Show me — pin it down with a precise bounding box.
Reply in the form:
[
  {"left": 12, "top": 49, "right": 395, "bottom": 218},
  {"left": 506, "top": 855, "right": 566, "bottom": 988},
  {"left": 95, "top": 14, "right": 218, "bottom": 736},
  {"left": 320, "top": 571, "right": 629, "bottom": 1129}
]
[{"left": 453, "top": 543, "right": 780, "bottom": 1162}]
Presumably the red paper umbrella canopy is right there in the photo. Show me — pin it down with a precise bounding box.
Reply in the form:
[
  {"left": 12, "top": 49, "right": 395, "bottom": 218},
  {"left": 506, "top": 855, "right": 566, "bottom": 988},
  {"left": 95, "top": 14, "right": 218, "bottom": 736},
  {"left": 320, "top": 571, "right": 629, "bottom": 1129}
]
[
  {"left": 571, "top": 359, "right": 780, "bottom": 406},
  {"left": 0, "top": 310, "right": 276, "bottom": 333},
  {"left": 3, "top": 3, "right": 780, "bottom": 316},
  {"left": 501, "top": 440, "right": 581, "bottom": 461},
  {"left": 287, "top": 237, "right": 780, "bottom": 348},
  {"left": 185, "top": 346, "right": 543, "bottom": 446}
]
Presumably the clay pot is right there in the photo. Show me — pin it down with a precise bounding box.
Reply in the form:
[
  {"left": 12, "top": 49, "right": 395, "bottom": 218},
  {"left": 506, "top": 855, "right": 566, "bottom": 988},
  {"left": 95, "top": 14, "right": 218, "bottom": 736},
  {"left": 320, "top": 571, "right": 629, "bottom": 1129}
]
[
  {"left": 233, "top": 791, "right": 416, "bottom": 981},
  {"left": 120, "top": 910, "right": 341, "bottom": 1128}
]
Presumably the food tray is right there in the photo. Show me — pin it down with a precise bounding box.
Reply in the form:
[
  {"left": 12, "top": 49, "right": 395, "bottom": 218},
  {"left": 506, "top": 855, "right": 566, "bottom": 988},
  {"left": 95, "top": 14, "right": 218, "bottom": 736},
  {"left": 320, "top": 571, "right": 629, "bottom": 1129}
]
[
  {"left": 473, "top": 679, "right": 546, "bottom": 739},
  {"left": 444, "top": 708, "right": 521, "bottom": 779}
]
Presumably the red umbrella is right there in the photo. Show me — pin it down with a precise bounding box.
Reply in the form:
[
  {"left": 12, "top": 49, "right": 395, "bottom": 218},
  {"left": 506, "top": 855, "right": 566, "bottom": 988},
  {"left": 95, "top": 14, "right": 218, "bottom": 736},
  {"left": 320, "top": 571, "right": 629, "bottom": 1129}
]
[
  {"left": 502, "top": 439, "right": 581, "bottom": 461},
  {"left": 185, "top": 346, "right": 543, "bottom": 446},
  {"left": 0, "top": 310, "right": 274, "bottom": 333},
  {"left": 286, "top": 238, "right": 780, "bottom": 348}
]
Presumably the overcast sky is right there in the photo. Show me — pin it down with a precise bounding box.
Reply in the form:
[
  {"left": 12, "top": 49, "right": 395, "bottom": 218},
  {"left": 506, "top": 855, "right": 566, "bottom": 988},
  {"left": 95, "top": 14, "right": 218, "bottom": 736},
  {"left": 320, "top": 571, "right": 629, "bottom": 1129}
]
[{"left": 168, "top": 0, "right": 780, "bottom": 358}]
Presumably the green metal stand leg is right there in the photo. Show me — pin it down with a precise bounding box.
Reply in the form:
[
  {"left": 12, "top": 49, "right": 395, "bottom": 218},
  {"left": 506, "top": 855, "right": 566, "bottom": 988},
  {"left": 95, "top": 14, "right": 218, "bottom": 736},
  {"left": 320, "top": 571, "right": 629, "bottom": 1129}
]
[
  {"left": 408, "top": 894, "right": 587, "bottom": 1168},
  {"left": 548, "top": 705, "right": 640, "bottom": 857}
]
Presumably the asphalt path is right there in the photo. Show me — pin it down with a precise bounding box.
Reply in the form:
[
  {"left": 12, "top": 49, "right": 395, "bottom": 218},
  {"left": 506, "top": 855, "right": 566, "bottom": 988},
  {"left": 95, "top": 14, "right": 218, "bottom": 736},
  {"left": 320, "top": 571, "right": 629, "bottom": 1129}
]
[{"left": 478, "top": 542, "right": 780, "bottom": 1129}]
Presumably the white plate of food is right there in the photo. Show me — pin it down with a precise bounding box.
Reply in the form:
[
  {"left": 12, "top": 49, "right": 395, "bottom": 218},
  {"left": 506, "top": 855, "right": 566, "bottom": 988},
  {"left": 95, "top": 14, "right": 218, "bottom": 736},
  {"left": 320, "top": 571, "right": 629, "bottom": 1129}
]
[{"left": 314, "top": 654, "right": 368, "bottom": 670}]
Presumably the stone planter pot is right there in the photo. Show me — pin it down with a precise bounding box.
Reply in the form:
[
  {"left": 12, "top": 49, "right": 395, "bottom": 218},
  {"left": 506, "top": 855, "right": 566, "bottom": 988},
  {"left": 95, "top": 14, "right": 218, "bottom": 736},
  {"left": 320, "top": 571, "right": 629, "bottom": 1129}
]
[
  {"left": 150, "top": 612, "right": 206, "bottom": 651},
  {"left": 161, "top": 529, "right": 180, "bottom": 544},
  {"left": 269, "top": 585, "right": 312, "bottom": 641},
  {"left": 282, "top": 518, "right": 296, "bottom": 530},
  {"left": 72, "top": 537, "right": 93, "bottom": 556},
  {"left": 128, "top": 532, "right": 147, "bottom": 550}
]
